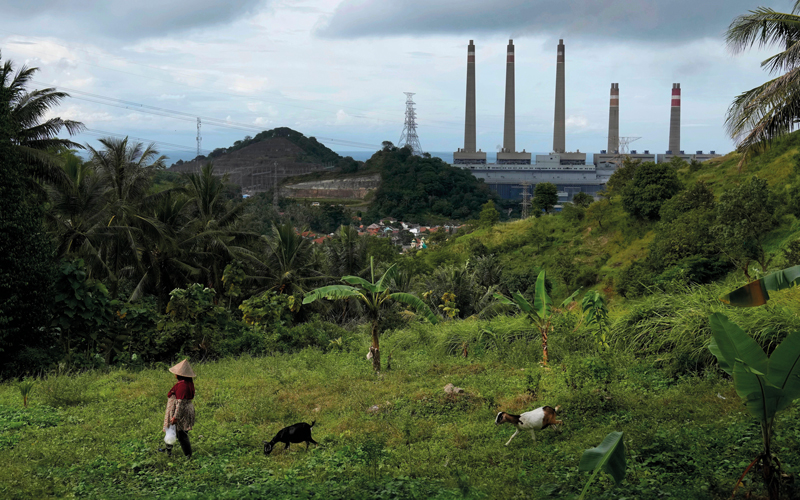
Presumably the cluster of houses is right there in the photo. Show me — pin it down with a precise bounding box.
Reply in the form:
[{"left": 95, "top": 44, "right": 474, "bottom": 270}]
[{"left": 294, "top": 219, "right": 462, "bottom": 252}]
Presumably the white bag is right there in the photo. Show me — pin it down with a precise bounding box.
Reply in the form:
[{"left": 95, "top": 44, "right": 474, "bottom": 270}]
[{"left": 164, "top": 424, "right": 177, "bottom": 445}]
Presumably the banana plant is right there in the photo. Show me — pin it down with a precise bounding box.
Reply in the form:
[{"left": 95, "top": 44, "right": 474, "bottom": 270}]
[
  {"left": 303, "top": 257, "right": 438, "bottom": 372},
  {"left": 708, "top": 313, "right": 800, "bottom": 500},
  {"left": 494, "top": 270, "right": 579, "bottom": 365},
  {"left": 719, "top": 264, "right": 800, "bottom": 307},
  {"left": 578, "top": 431, "right": 626, "bottom": 500}
]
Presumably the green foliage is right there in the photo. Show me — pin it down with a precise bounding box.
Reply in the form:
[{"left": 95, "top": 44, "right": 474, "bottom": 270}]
[
  {"left": 621, "top": 162, "right": 683, "bottom": 220},
  {"left": 571, "top": 191, "right": 595, "bottom": 208},
  {"left": 605, "top": 157, "right": 641, "bottom": 195},
  {"left": 239, "top": 290, "right": 293, "bottom": 326},
  {"left": 17, "top": 378, "right": 34, "bottom": 408},
  {"left": 208, "top": 127, "right": 341, "bottom": 164},
  {"left": 714, "top": 176, "right": 777, "bottom": 272},
  {"left": 366, "top": 147, "right": 496, "bottom": 222},
  {"left": 158, "top": 284, "right": 235, "bottom": 358},
  {"left": 578, "top": 431, "right": 626, "bottom": 499},
  {"left": 582, "top": 291, "right": 610, "bottom": 350},
  {"left": 0, "top": 86, "right": 56, "bottom": 376},
  {"left": 478, "top": 200, "right": 499, "bottom": 227},
  {"left": 50, "top": 259, "right": 117, "bottom": 365},
  {"left": 708, "top": 313, "right": 800, "bottom": 498},
  {"left": 533, "top": 182, "right": 558, "bottom": 214},
  {"left": 659, "top": 181, "right": 716, "bottom": 223}
]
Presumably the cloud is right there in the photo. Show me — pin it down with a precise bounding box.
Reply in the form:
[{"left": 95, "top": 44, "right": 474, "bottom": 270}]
[
  {"left": 317, "top": 0, "right": 783, "bottom": 43},
  {"left": 1, "top": 0, "right": 269, "bottom": 41}
]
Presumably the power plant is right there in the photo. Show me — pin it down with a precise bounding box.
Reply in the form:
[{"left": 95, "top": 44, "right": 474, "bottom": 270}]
[{"left": 452, "top": 39, "right": 721, "bottom": 202}]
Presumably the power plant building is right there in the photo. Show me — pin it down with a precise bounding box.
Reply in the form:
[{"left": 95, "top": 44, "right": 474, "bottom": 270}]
[{"left": 453, "top": 39, "right": 721, "bottom": 202}]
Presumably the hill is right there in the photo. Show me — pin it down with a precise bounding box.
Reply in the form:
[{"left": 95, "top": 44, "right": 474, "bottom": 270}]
[
  {"left": 408, "top": 133, "right": 800, "bottom": 301},
  {"left": 168, "top": 128, "right": 356, "bottom": 194}
]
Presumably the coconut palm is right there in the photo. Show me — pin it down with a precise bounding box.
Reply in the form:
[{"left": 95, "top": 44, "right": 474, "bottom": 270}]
[
  {"left": 324, "top": 224, "right": 368, "bottom": 278},
  {"left": 0, "top": 50, "right": 84, "bottom": 186},
  {"left": 303, "top": 257, "right": 438, "bottom": 371},
  {"left": 86, "top": 137, "right": 168, "bottom": 297},
  {"left": 45, "top": 151, "right": 110, "bottom": 270},
  {"left": 725, "top": 2, "right": 800, "bottom": 169},
  {"left": 259, "top": 221, "right": 322, "bottom": 296},
  {"left": 180, "top": 162, "right": 258, "bottom": 293}
]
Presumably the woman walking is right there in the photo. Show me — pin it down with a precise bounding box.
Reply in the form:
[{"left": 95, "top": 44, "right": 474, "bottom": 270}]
[{"left": 161, "top": 359, "right": 196, "bottom": 458}]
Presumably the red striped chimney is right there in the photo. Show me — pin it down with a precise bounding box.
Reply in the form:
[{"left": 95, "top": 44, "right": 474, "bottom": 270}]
[{"left": 668, "top": 83, "right": 681, "bottom": 153}]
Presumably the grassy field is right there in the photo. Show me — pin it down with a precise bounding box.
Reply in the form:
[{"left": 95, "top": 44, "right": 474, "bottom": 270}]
[{"left": 2, "top": 311, "right": 800, "bottom": 500}]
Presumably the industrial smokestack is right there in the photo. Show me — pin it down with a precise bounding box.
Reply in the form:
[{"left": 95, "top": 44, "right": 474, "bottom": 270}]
[
  {"left": 669, "top": 83, "right": 681, "bottom": 153},
  {"left": 464, "top": 40, "right": 476, "bottom": 153},
  {"left": 608, "top": 83, "right": 619, "bottom": 153},
  {"left": 553, "top": 39, "right": 566, "bottom": 153},
  {"left": 502, "top": 39, "right": 515, "bottom": 153}
]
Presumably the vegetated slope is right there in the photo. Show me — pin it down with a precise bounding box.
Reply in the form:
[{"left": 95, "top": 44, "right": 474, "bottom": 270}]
[
  {"left": 210, "top": 127, "right": 342, "bottom": 165},
  {"left": 1, "top": 323, "right": 799, "bottom": 500},
  {"left": 412, "top": 135, "right": 800, "bottom": 301},
  {"left": 365, "top": 146, "right": 497, "bottom": 223}
]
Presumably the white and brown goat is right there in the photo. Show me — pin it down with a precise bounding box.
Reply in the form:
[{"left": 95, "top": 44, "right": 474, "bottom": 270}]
[{"left": 495, "top": 405, "right": 562, "bottom": 446}]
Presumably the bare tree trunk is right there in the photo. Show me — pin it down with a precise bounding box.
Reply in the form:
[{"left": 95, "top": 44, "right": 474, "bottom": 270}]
[
  {"left": 541, "top": 327, "right": 549, "bottom": 366},
  {"left": 370, "top": 320, "right": 381, "bottom": 372}
]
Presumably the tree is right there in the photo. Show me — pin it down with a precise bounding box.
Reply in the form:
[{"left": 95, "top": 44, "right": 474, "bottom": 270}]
[
  {"left": 725, "top": 1, "right": 800, "bottom": 170},
  {"left": 303, "top": 257, "right": 438, "bottom": 371},
  {"left": 494, "top": 270, "right": 578, "bottom": 366},
  {"left": 571, "top": 191, "right": 595, "bottom": 208},
  {"left": 86, "top": 137, "right": 167, "bottom": 297},
  {"left": 1, "top": 50, "right": 84, "bottom": 188},
  {"left": 325, "top": 225, "right": 367, "bottom": 278},
  {"left": 621, "top": 162, "right": 683, "bottom": 220},
  {"left": 0, "top": 85, "right": 56, "bottom": 375},
  {"left": 533, "top": 182, "right": 559, "bottom": 213},
  {"left": 605, "top": 157, "right": 641, "bottom": 195},
  {"left": 714, "top": 176, "right": 777, "bottom": 276},
  {"left": 259, "top": 222, "right": 321, "bottom": 296},
  {"left": 658, "top": 181, "right": 715, "bottom": 223},
  {"left": 479, "top": 199, "right": 500, "bottom": 227}
]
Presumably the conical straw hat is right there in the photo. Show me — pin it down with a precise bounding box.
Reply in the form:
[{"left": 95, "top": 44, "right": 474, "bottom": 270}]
[{"left": 169, "top": 359, "right": 196, "bottom": 378}]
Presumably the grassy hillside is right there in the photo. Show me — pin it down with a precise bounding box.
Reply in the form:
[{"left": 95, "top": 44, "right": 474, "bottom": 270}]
[
  {"left": 411, "top": 134, "right": 800, "bottom": 301},
  {"left": 2, "top": 314, "right": 799, "bottom": 499}
]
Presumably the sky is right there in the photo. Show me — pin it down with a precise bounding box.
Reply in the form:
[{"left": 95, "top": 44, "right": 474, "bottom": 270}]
[{"left": 0, "top": 0, "right": 787, "bottom": 163}]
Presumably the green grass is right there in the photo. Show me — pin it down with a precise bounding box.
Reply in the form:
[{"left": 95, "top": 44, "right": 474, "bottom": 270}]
[{"left": 2, "top": 313, "right": 800, "bottom": 499}]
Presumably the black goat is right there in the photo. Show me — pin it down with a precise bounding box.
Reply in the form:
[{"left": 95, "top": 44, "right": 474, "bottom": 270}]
[{"left": 263, "top": 421, "right": 318, "bottom": 455}]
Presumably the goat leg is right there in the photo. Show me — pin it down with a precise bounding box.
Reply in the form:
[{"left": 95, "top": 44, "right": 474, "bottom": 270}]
[
  {"left": 530, "top": 430, "right": 536, "bottom": 442},
  {"left": 505, "top": 430, "right": 519, "bottom": 446}
]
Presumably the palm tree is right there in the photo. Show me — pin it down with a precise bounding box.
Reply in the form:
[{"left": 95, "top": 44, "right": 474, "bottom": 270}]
[
  {"left": 0, "top": 50, "right": 84, "bottom": 186},
  {"left": 181, "top": 163, "right": 257, "bottom": 292},
  {"left": 324, "top": 224, "right": 368, "bottom": 278},
  {"left": 303, "top": 257, "right": 438, "bottom": 371},
  {"left": 259, "top": 221, "right": 322, "bottom": 296},
  {"left": 45, "top": 151, "right": 110, "bottom": 270},
  {"left": 725, "top": 2, "right": 800, "bottom": 169},
  {"left": 86, "top": 137, "right": 167, "bottom": 297}
]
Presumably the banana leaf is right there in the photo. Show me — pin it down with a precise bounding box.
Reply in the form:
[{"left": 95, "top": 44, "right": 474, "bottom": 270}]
[
  {"left": 302, "top": 285, "right": 362, "bottom": 304},
  {"left": 708, "top": 313, "right": 769, "bottom": 377},
  {"left": 578, "top": 431, "right": 626, "bottom": 499},
  {"left": 390, "top": 292, "right": 439, "bottom": 324},
  {"left": 533, "top": 270, "right": 552, "bottom": 319},
  {"left": 720, "top": 265, "right": 800, "bottom": 307}
]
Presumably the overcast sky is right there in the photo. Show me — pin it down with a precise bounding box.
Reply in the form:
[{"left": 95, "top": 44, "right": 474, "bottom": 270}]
[{"left": 0, "top": 0, "right": 786, "bottom": 162}]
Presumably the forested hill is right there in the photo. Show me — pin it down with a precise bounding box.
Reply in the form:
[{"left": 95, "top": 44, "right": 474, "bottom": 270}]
[
  {"left": 365, "top": 145, "right": 497, "bottom": 223},
  {"left": 172, "top": 127, "right": 343, "bottom": 168},
  {"left": 409, "top": 132, "right": 800, "bottom": 301}
]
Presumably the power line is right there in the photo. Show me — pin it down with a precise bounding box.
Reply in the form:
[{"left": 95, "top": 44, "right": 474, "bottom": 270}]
[
  {"left": 40, "top": 82, "right": 383, "bottom": 150},
  {"left": 83, "top": 128, "right": 211, "bottom": 155}
]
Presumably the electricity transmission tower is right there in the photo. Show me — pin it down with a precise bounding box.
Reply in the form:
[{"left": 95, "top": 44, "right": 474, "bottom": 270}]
[
  {"left": 398, "top": 92, "right": 423, "bottom": 155},
  {"left": 520, "top": 182, "right": 531, "bottom": 219},
  {"left": 196, "top": 117, "right": 202, "bottom": 167},
  {"left": 610, "top": 136, "right": 641, "bottom": 167}
]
